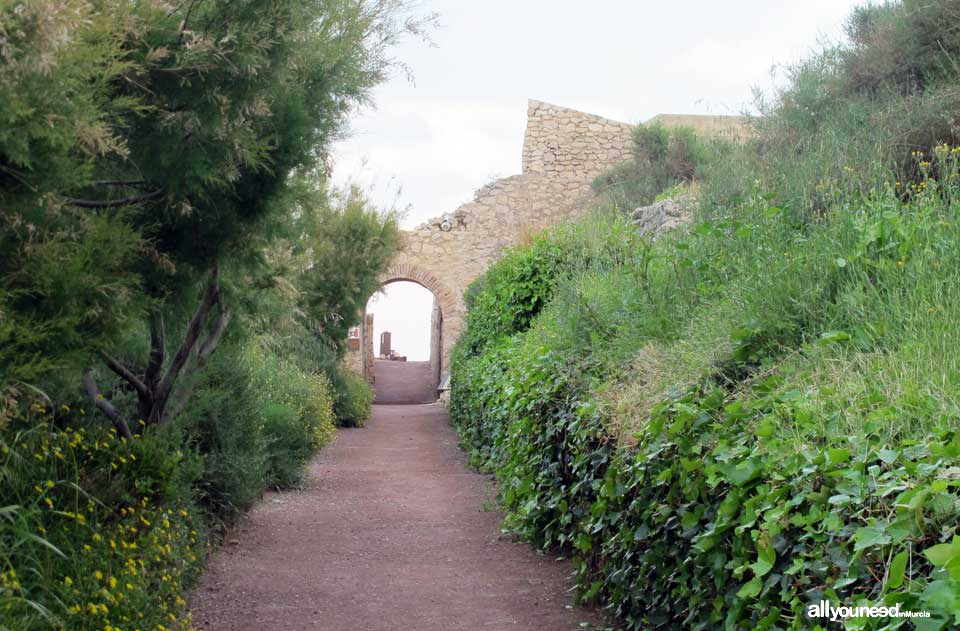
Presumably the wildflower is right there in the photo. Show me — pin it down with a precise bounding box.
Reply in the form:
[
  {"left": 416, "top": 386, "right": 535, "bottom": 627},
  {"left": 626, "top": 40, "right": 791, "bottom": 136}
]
[
  {"left": 94, "top": 570, "right": 104, "bottom": 581},
  {"left": 64, "top": 576, "right": 73, "bottom": 586}
]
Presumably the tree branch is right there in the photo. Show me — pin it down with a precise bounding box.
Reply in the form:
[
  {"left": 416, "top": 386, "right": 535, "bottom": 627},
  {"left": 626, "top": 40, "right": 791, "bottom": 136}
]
[
  {"left": 99, "top": 351, "right": 150, "bottom": 399},
  {"left": 197, "top": 306, "right": 231, "bottom": 363},
  {"left": 178, "top": 0, "right": 202, "bottom": 43},
  {"left": 161, "top": 306, "right": 231, "bottom": 424},
  {"left": 91, "top": 179, "right": 149, "bottom": 188},
  {"left": 82, "top": 373, "right": 133, "bottom": 441},
  {"left": 145, "top": 312, "right": 165, "bottom": 392},
  {"left": 64, "top": 190, "right": 163, "bottom": 209},
  {"left": 150, "top": 265, "right": 220, "bottom": 423}
]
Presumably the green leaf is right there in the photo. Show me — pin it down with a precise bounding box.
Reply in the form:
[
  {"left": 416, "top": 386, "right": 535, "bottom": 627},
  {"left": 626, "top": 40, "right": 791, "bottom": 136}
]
[
  {"left": 750, "top": 540, "right": 776, "bottom": 577},
  {"left": 828, "top": 447, "right": 851, "bottom": 464},
  {"left": 920, "top": 579, "right": 960, "bottom": 621},
  {"left": 923, "top": 536, "right": 960, "bottom": 579},
  {"left": 819, "top": 330, "right": 851, "bottom": 345},
  {"left": 719, "top": 459, "right": 761, "bottom": 487},
  {"left": 887, "top": 550, "right": 908, "bottom": 590},
  {"left": 853, "top": 526, "right": 891, "bottom": 551},
  {"left": 737, "top": 576, "right": 763, "bottom": 599}
]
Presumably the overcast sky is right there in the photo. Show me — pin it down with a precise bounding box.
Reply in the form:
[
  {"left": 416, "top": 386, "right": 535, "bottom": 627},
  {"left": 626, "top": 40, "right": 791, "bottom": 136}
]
[{"left": 349, "top": 0, "right": 865, "bottom": 361}]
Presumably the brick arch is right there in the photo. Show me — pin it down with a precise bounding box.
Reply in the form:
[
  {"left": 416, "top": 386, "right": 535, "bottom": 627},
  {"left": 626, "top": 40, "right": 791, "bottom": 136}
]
[{"left": 378, "top": 262, "right": 462, "bottom": 319}]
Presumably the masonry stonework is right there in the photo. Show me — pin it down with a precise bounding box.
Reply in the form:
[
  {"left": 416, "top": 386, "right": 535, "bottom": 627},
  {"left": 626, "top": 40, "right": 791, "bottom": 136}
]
[
  {"left": 350, "top": 100, "right": 636, "bottom": 385},
  {"left": 350, "top": 100, "right": 746, "bottom": 390}
]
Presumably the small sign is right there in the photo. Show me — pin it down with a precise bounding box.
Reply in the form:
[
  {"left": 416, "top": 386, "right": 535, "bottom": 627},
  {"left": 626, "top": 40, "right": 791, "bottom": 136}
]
[{"left": 347, "top": 326, "right": 360, "bottom": 339}]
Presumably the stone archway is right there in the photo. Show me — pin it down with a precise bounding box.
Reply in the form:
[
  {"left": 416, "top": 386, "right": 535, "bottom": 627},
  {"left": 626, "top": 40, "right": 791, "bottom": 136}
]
[
  {"left": 358, "top": 262, "right": 464, "bottom": 400},
  {"left": 342, "top": 100, "right": 749, "bottom": 400}
]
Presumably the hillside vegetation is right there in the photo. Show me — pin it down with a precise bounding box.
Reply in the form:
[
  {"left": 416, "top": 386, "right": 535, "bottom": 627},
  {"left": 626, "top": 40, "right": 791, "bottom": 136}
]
[
  {"left": 0, "top": 2, "right": 423, "bottom": 629},
  {"left": 450, "top": 2, "right": 960, "bottom": 629}
]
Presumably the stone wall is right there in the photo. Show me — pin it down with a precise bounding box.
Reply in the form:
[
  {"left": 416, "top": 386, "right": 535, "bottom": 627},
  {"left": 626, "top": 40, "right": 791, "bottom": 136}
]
[
  {"left": 644, "top": 113, "right": 752, "bottom": 140},
  {"left": 522, "top": 100, "right": 635, "bottom": 181},
  {"left": 429, "top": 296, "right": 442, "bottom": 391},
  {"left": 359, "top": 100, "right": 746, "bottom": 384}
]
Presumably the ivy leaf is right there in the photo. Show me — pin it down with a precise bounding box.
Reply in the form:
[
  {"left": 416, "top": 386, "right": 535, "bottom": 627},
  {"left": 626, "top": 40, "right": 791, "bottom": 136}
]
[
  {"left": 887, "top": 550, "right": 908, "bottom": 590},
  {"left": 737, "top": 575, "right": 763, "bottom": 599},
  {"left": 828, "top": 447, "right": 851, "bottom": 464},
  {"left": 719, "top": 459, "right": 761, "bottom": 486},
  {"left": 750, "top": 540, "right": 776, "bottom": 577},
  {"left": 920, "top": 579, "right": 960, "bottom": 622},
  {"left": 853, "top": 526, "right": 891, "bottom": 551},
  {"left": 923, "top": 536, "right": 960, "bottom": 580}
]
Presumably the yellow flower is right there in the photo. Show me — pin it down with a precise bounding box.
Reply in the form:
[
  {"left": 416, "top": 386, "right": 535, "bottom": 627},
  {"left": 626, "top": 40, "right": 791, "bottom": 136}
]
[
  {"left": 109, "top": 576, "right": 118, "bottom": 589},
  {"left": 64, "top": 576, "right": 73, "bottom": 586},
  {"left": 94, "top": 570, "right": 104, "bottom": 581}
]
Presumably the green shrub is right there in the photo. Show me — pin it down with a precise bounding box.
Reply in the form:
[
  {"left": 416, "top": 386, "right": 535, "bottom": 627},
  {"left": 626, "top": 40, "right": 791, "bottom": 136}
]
[
  {"left": 178, "top": 338, "right": 337, "bottom": 521},
  {"left": 330, "top": 369, "right": 374, "bottom": 428},
  {"left": 592, "top": 123, "right": 712, "bottom": 210},
  {"left": 450, "top": 178, "right": 960, "bottom": 628},
  {"left": 181, "top": 348, "right": 270, "bottom": 521},
  {"left": 245, "top": 343, "right": 336, "bottom": 487}
]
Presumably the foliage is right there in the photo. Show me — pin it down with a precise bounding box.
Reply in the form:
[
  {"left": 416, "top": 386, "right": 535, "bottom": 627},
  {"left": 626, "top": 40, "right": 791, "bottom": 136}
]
[
  {"left": 0, "top": 0, "right": 420, "bottom": 433},
  {"left": 454, "top": 214, "right": 646, "bottom": 361},
  {"left": 701, "top": 0, "right": 960, "bottom": 215},
  {"left": 245, "top": 344, "right": 337, "bottom": 488},
  {"left": 450, "top": 167, "right": 960, "bottom": 627},
  {"left": 299, "top": 186, "right": 402, "bottom": 353},
  {"left": 591, "top": 122, "right": 711, "bottom": 210},
  {"left": 330, "top": 369, "right": 375, "bottom": 428},
  {"left": 180, "top": 337, "right": 337, "bottom": 522},
  {"left": 0, "top": 1, "right": 422, "bottom": 627},
  {"left": 0, "top": 411, "right": 204, "bottom": 631}
]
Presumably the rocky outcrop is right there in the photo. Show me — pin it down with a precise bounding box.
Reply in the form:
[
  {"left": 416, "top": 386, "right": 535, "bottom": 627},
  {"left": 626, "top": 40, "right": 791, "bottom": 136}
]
[{"left": 630, "top": 195, "right": 695, "bottom": 238}]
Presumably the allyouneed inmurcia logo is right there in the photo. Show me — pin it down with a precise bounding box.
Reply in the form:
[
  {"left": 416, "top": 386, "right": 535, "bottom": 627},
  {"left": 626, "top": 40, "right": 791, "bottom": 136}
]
[{"left": 807, "top": 600, "right": 931, "bottom": 622}]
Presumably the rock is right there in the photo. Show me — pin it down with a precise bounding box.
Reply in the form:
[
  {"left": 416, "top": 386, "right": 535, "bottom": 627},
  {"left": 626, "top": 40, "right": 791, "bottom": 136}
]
[{"left": 630, "top": 195, "right": 695, "bottom": 239}]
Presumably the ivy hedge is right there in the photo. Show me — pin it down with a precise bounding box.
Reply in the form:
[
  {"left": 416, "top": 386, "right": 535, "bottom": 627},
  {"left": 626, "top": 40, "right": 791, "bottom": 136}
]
[{"left": 449, "top": 202, "right": 960, "bottom": 629}]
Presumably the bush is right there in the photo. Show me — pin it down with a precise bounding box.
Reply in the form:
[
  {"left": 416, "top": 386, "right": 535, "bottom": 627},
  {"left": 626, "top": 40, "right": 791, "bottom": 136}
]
[
  {"left": 592, "top": 123, "right": 712, "bottom": 210},
  {"left": 450, "top": 177, "right": 960, "bottom": 628},
  {"left": 331, "top": 369, "right": 374, "bottom": 428},
  {"left": 182, "top": 348, "right": 270, "bottom": 521},
  {"left": 179, "top": 338, "right": 337, "bottom": 522},
  {"left": 246, "top": 345, "right": 336, "bottom": 487}
]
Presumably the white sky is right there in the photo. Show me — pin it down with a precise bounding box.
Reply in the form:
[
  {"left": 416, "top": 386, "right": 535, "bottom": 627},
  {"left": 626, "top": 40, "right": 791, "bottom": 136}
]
[
  {"left": 346, "top": 0, "right": 865, "bottom": 360},
  {"left": 368, "top": 281, "right": 433, "bottom": 360}
]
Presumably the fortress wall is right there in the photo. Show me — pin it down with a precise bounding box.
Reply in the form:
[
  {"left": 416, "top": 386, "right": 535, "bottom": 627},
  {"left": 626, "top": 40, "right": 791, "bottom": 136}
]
[{"left": 522, "top": 99, "right": 635, "bottom": 183}]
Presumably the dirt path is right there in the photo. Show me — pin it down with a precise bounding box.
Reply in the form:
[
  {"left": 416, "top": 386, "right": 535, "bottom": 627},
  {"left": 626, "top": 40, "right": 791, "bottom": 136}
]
[{"left": 189, "top": 403, "right": 607, "bottom": 631}]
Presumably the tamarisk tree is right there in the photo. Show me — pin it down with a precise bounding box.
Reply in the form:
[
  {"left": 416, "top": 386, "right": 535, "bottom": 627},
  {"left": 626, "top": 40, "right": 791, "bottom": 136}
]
[{"left": 0, "top": 0, "right": 432, "bottom": 433}]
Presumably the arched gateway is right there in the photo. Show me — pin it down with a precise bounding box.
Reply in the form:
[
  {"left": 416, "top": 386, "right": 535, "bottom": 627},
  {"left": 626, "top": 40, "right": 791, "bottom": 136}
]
[{"left": 344, "top": 100, "right": 748, "bottom": 399}]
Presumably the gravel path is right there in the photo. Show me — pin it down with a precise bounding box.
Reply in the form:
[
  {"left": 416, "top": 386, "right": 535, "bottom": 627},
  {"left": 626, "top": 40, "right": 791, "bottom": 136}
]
[{"left": 189, "top": 403, "right": 607, "bottom": 631}]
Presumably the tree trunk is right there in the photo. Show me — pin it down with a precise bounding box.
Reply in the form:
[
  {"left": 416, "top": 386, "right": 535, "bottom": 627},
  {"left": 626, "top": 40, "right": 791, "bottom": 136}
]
[{"left": 86, "top": 263, "right": 231, "bottom": 434}]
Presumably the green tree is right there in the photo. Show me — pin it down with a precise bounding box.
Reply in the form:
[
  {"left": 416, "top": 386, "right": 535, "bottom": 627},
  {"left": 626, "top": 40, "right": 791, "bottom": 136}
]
[{"left": 0, "top": 1, "right": 432, "bottom": 433}]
